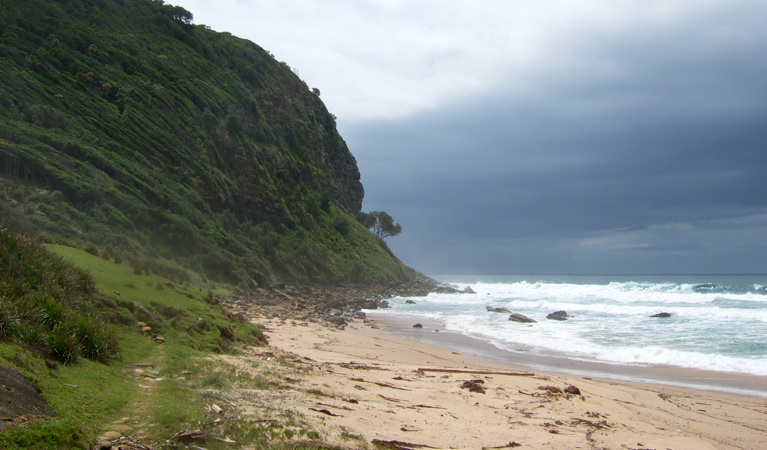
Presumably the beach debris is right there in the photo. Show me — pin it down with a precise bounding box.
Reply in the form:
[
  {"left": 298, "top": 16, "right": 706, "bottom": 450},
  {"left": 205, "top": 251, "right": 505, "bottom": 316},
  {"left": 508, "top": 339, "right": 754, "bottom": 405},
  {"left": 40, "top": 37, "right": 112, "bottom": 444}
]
[
  {"left": 334, "top": 361, "right": 391, "bottom": 371},
  {"left": 212, "top": 436, "right": 237, "bottom": 445},
  {"left": 417, "top": 368, "right": 535, "bottom": 377},
  {"left": 412, "top": 323, "right": 423, "bottom": 328},
  {"left": 486, "top": 306, "right": 511, "bottom": 313},
  {"left": 316, "top": 402, "right": 353, "bottom": 411},
  {"left": 371, "top": 439, "right": 438, "bottom": 449},
  {"left": 98, "top": 436, "right": 155, "bottom": 450},
  {"left": 376, "top": 381, "right": 410, "bottom": 391},
  {"left": 171, "top": 429, "right": 206, "bottom": 444},
  {"left": 400, "top": 425, "right": 422, "bottom": 432},
  {"left": 482, "top": 441, "right": 521, "bottom": 449},
  {"left": 351, "top": 378, "right": 410, "bottom": 391},
  {"left": 379, "top": 394, "right": 403, "bottom": 402},
  {"left": 538, "top": 385, "right": 563, "bottom": 394},
  {"left": 546, "top": 310, "right": 569, "bottom": 321},
  {"left": 304, "top": 388, "right": 332, "bottom": 397},
  {"left": 564, "top": 385, "right": 582, "bottom": 395},
  {"left": 206, "top": 404, "right": 222, "bottom": 414},
  {"left": 409, "top": 404, "right": 446, "bottom": 410},
  {"left": 460, "top": 379, "right": 486, "bottom": 394},
  {"left": 309, "top": 407, "right": 342, "bottom": 417},
  {"left": 651, "top": 312, "right": 673, "bottom": 318},
  {"left": 508, "top": 313, "right": 537, "bottom": 323},
  {"left": 571, "top": 417, "right": 610, "bottom": 429}
]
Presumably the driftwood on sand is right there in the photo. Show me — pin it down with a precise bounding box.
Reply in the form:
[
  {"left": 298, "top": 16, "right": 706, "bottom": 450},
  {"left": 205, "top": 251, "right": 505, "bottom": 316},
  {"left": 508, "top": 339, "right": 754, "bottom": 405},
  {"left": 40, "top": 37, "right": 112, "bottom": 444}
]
[{"left": 416, "top": 368, "right": 535, "bottom": 377}]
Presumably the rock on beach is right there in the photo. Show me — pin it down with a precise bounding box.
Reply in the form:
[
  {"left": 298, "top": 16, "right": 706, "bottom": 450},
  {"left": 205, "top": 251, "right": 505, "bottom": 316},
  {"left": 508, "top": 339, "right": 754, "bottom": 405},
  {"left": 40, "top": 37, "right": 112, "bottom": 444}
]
[
  {"left": 546, "top": 311, "right": 569, "bottom": 321},
  {"left": 508, "top": 313, "right": 536, "bottom": 323}
]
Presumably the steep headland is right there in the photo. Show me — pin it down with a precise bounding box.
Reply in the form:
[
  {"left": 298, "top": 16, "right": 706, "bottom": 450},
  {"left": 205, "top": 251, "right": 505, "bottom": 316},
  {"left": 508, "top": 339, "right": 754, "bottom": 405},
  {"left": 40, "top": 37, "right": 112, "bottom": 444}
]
[{"left": 0, "top": 0, "right": 410, "bottom": 286}]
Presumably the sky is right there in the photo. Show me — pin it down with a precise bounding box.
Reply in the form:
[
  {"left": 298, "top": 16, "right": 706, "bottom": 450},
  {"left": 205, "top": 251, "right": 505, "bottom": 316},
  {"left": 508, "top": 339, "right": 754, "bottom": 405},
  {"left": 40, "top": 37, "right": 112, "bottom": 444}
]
[{"left": 170, "top": 0, "right": 767, "bottom": 275}]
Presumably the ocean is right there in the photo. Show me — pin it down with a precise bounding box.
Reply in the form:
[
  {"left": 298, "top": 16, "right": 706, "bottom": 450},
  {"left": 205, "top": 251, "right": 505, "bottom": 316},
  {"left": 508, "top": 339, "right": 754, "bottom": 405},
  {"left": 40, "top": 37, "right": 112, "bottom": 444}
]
[{"left": 369, "top": 275, "right": 767, "bottom": 378}]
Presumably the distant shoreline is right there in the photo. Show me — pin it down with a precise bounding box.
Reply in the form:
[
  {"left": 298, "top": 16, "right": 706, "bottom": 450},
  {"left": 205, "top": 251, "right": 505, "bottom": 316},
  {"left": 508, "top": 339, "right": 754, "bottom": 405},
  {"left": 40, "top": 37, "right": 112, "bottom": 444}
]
[{"left": 367, "top": 312, "right": 767, "bottom": 398}]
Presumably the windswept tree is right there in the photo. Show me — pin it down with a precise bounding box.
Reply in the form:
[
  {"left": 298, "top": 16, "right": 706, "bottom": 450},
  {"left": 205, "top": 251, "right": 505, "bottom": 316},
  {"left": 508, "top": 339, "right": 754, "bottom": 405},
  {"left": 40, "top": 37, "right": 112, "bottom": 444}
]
[{"left": 358, "top": 211, "right": 402, "bottom": 239}]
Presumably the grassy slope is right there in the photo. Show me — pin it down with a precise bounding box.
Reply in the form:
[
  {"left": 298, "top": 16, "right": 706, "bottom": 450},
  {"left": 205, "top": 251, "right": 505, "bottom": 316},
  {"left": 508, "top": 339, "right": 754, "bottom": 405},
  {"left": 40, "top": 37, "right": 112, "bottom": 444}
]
[
  {"left": 0, "top": 231, "right": 336, "bottom": 449},
  {"left": 0, "top": 0, "right": 408, "bottom": 286}
]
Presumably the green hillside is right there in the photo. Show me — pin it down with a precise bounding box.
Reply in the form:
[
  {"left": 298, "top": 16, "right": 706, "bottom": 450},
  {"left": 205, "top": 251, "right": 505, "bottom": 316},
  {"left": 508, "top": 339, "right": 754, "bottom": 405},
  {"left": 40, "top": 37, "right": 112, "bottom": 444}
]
[
  {"left": 0, "top": 228, "right": 326, "bottom": 450},
  {"left": 0, "top": 0, "right": 408, "bottom": 286}
]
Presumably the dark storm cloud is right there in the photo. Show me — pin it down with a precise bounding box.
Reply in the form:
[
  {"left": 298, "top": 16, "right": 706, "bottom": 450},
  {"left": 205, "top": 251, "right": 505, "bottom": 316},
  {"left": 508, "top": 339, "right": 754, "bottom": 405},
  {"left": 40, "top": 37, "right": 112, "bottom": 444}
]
[{"left": 343, "top": 13, "right": 767, "bottom": 273}]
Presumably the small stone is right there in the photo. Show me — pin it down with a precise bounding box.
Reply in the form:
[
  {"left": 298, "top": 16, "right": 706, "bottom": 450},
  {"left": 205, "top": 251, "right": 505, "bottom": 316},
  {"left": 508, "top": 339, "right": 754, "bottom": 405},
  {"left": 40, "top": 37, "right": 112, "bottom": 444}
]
[
  {"left": 101, "top": 431, "right": 123, "bottom": 439},
  {"left": 412, "top": 323, "right": 423, "bottom": 328}
]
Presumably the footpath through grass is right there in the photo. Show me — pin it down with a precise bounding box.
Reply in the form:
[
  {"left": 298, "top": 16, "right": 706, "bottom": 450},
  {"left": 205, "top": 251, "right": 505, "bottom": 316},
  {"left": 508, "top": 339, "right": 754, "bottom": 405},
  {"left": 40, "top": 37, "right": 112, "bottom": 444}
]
[{"left": 0, "top": 231, "right": 341, "bottom": 449}]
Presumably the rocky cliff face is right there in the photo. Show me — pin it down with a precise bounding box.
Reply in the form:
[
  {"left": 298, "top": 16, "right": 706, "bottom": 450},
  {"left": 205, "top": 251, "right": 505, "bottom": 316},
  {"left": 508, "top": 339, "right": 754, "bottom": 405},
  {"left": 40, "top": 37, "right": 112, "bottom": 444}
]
[{"left": 0, "top": 0, "right": 403, "bottom": 285}]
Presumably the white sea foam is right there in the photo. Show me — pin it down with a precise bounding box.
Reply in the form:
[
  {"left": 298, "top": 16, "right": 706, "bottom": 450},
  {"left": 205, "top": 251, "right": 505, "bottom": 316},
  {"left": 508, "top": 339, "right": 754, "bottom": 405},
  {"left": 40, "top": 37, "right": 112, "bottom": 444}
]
[{"left": 371, "top": 275, "right": 767, "bottom": 376}]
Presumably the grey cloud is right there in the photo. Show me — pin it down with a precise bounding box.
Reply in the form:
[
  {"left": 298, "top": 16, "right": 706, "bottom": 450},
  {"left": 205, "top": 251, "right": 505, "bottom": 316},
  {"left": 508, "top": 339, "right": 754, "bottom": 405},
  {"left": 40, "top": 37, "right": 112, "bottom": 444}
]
[{"left": 344, "top": 47, "right": 767, "bottom": 273}]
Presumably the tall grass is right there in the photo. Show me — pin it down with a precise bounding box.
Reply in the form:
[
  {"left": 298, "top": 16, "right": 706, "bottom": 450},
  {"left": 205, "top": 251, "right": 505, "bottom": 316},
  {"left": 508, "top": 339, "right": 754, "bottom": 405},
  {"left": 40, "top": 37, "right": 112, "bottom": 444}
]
[{"left": 0, "top": 229, "right": 117, "bottom": 363}]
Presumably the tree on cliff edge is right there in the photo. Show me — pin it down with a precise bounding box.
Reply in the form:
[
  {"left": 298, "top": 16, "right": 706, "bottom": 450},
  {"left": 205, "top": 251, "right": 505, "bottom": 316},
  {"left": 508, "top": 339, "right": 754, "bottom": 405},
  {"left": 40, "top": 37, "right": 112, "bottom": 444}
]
[{"left": 358, "top": 211, "right": 402, "bottom": 239}]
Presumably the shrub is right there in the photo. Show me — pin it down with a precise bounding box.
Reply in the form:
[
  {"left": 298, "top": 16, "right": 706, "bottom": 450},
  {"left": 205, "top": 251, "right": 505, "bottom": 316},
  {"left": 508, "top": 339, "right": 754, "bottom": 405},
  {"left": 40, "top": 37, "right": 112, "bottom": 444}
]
[
  {"left": 48, "top": 328, "right": 80, "bottom": 364},
  {"left": 0, "top": 298, "right": 20, "bottom": 339},
  {"left": 71, "top": 315, "right": 116, "bottom": 363},
  {"left": 0, "top": 229, "right": 118, "bottom": 363}
]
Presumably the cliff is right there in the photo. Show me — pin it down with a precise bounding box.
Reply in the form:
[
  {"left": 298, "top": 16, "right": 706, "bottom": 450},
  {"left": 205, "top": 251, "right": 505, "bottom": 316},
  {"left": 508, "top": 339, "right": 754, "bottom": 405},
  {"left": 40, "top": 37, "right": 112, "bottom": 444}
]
[{"left": 0, "top": 0, "right": 407, "bottom": 285}]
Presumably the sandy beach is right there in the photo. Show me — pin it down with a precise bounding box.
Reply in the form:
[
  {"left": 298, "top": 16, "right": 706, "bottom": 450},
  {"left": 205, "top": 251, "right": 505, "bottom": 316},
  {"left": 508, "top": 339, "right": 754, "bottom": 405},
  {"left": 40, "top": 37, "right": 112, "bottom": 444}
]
[{"left": 221, "top": 313, "right": 767, "bottom": 450}]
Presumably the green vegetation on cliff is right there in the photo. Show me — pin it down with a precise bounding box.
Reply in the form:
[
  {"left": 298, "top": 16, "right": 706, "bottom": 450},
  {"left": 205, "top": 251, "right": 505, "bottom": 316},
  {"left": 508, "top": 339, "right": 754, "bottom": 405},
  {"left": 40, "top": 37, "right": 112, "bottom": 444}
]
[{"left": 0, "top": 0, "right": 407, "bottom": 286}]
